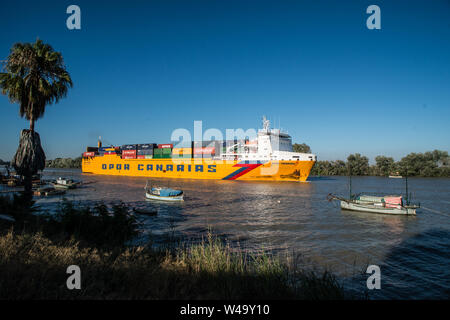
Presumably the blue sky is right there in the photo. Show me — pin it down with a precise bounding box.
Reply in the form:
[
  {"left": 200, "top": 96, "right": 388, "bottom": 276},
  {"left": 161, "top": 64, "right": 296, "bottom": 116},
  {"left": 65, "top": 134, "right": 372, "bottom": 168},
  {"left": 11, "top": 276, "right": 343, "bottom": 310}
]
[{"left": 0, "top": 0, "right": 449, "bottom": 162}]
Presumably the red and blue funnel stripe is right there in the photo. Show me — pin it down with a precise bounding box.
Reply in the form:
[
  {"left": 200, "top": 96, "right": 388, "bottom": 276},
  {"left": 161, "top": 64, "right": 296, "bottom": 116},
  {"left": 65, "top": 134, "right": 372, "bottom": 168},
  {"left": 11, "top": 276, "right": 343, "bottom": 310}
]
[{"left": 222, "top": 161, "right": 265, "bottom": 180}]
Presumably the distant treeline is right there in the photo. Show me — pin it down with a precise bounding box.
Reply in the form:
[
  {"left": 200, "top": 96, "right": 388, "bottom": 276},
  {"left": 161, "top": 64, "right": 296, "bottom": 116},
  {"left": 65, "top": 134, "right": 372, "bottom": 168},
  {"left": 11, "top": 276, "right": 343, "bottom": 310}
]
[
  {"left": 0, "top": 159, "right": 9, "bottom": 166},
  {"left": 8, "top": 147, "right": 450, "bottom": 178},
  {"left": 309, "top": 150, "right": 450, "bottom": 177},
  {"left": 45, "top": 157, "right": 82, "bottom": 169}
]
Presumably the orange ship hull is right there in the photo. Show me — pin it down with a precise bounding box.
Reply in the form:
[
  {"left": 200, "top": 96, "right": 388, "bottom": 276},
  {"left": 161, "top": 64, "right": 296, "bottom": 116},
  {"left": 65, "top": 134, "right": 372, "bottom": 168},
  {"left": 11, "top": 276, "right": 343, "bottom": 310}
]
[{"left": 82, "top": 155, "right": 315, "bottom": 182}]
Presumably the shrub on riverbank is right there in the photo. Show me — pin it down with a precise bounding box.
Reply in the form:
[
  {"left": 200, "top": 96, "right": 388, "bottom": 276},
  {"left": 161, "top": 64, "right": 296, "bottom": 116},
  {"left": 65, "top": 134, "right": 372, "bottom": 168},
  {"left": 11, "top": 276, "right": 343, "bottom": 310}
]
[
  {"left": 0, "top": 195, "right": 347, "bottom": 300},
  {"left": 0, "top": 196, "right": 139, "bottom": 248}
]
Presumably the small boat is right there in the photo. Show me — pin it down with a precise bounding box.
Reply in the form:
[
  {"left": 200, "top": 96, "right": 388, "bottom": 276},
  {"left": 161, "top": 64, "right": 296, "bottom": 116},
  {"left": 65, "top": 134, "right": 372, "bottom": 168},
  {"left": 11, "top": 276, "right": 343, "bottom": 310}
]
[
  {"left": 388, "top": 172, "right": 402, "bottom": 178},
  {"left": 144, "top": 181, "right": 184, "bottom": 201},
  {"left": 328, "top": 168, "right": 419, "bottom": 215},
  {"left": 34, "top": 186, "right": 66, "bottom": 197},
  {"left": 4, "top": 176, "right": 22, "bottom": 187},
  {"left": 329, "top": 194, "right": 418, "bottom": 215},
  {"left": 51, "top": 177, "right": 81, "bottom": 189}
]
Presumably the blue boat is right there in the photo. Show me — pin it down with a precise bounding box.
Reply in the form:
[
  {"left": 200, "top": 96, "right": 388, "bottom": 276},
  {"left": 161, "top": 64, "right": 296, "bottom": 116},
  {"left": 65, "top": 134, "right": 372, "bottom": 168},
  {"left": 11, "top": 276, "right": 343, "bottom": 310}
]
[{"left": 144, "top": 181, "right": 184, "bottom": 201}]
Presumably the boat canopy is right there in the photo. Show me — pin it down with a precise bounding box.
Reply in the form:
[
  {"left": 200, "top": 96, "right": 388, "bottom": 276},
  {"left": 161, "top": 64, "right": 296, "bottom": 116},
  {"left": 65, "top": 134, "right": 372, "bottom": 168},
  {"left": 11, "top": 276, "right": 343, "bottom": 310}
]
[
  {"left": 384, "top": 196, "right": 402, "bottom": 208},
  {"left": 152, "top": 188, "right": 183, "bottom": 197}
]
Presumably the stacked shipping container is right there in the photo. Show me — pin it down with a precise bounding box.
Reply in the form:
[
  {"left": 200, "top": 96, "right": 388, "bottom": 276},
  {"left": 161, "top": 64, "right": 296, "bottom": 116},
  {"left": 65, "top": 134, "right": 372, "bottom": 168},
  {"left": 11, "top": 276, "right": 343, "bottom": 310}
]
[
  {"left": 193, "top": 140, "right": 223, "bottom": 158},
  {"left": 87, "top": 139, "right": 249, "bottom": 160},
  {"left": 153, "top": 144, "right": 172, "bottom": 159},
  {"left": 172, "top": 147, "right": 192, "bottom": 159},
  {"left": 137, "top": 144, "right": 156, "bottom": 159},
  {"left": 121, "top": 144, "right": 137, "bottom": 159},
  {"left": 98, "top": 147, "right": 120, "bottom": 156}
]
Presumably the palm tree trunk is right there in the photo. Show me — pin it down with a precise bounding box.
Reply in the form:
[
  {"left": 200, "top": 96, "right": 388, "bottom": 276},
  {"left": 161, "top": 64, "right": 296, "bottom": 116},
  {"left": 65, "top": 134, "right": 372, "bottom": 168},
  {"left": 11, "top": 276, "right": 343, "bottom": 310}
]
[
  {"left": 12, "top": 129, "right": 45, "bottom": 200},
  {"left": 29, "top": 118, "right": 35, "bottom": 132},
  {"left": 25, "top": 118, "right": 35, "bottom": 197}
]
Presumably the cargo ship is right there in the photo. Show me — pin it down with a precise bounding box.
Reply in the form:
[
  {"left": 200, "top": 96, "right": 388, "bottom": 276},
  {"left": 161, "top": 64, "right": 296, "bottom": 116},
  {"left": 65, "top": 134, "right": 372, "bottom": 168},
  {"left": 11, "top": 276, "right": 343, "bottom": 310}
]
[{"left": 82, "top": 117, "right": 317, "bottom": 182}]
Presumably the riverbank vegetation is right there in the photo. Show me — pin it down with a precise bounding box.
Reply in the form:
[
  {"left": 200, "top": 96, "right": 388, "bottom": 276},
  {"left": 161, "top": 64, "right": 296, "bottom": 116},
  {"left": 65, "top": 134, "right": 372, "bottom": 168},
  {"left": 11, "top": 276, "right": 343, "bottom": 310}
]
[
  {"left": 309, "top": 150, "right": 449, "bottom": 177},
  {"left": 0, "top": 195, "right": 347, "bottom": 300},
  {"left": 45, "top": 157, "right": 82, "bottom": 169}
]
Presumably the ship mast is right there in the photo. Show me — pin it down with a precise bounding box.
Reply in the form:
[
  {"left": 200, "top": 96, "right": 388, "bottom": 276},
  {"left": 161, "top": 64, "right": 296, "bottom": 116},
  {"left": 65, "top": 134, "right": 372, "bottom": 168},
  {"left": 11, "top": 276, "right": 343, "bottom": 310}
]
[{"left": 262, "top": 115, "right": 270, "bottom": 132}]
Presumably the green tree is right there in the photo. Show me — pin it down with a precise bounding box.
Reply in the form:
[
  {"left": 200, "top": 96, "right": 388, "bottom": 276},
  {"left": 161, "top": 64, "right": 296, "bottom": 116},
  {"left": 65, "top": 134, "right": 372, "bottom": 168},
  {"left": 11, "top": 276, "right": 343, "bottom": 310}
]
[
  {"left": 0, "top": 39, "right": 72, "bottom": 195},
  {"left": 0, "top": 40, "right": 72, "bottom": 132},
  {"left": 347, "top": 153, "right": 369, "bottom": 176},
  {"left": 397, "top": 150, "right": 448, "bottom": 177},
  {"left": 375, "top": 155, "right": 396, "bottom": 176},
  {"left": 292, "top": 143, "right": 311, "bottom": 153}
]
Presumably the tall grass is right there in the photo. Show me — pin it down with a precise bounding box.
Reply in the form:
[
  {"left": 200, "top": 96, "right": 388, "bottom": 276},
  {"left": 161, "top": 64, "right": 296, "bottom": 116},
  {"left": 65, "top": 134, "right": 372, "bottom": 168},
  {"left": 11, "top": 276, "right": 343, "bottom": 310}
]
[
  {"left": 0, "top": 230, "right": 347, "bottom": 300},
  {"left": 0, "top": 195, "right": 348, "bottom": 300}
]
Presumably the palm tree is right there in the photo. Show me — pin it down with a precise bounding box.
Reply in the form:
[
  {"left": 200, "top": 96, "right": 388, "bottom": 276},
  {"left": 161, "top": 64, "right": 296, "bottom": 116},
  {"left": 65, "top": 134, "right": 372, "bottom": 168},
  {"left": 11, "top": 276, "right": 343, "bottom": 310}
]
[
  {"left": 0, "top": 39, "right": 72, "bottom": 131},
  {"left": 0, "top": 39, "right": 72, "bottom": 196}
]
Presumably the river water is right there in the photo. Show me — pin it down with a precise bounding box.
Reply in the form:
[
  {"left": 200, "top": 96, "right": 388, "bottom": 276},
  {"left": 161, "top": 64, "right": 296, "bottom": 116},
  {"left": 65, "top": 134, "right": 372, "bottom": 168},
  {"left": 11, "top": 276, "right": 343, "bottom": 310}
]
[{"left": 3, "top": 168, "right": 450, "bottom": 299}]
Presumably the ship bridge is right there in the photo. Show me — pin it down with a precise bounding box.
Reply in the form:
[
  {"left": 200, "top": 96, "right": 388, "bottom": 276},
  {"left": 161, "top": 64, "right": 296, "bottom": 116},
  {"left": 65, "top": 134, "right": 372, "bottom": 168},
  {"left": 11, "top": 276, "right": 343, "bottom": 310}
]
[{"left": 219, "top": 116, "right": 317, "bottom": 162}]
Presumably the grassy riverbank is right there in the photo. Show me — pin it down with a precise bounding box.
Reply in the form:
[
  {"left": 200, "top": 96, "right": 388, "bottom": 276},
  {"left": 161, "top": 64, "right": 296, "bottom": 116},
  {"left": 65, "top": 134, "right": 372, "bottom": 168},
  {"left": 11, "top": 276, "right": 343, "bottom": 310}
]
[{"left": 0, "top": 195, "right": 347, "bottom": 300}]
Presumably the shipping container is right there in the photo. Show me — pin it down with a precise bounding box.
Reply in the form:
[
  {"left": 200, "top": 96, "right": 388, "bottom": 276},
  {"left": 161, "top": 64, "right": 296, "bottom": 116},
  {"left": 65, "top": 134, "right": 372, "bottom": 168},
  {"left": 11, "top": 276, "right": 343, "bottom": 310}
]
[
  {"left": 122, "top": 155, "right": 136, "bottom": 159},
  {"left": 122, "top": 144, "right": 137, "bottom": 150},
  {"left": 137, "top": 149, "right": 153, "bottom": 155},
  {"left": 158, "top": 143, "right": 173, "bottom": 149},
  {"left": 83, "top": 152, "right": 96, "bottom": 157},
  {"left": 122, "top": 150, "right": 137, "bottom": 156},
  {"left": 193, "top": 147, "right": 215, "bottom": 155},
  {"left": 144, "top": 155, "right": 153, "bottom": 159},
  {"left": 162, "top": 148, "right": 172, "bottom": 154},
  {"left": 201, "top": 140, "right": 222, "bottom": 148},
  {"left": 153, "top": 153, "right": 171, "bottom": 159},
  {"left": 172, "top": 147, "right": 192, "bottom": 153},
  {"left": 86, "top": 147, "right": 99, "bottom": 152},
  {"left": 137, "top": 143, "right": 156, "bottom": 150},
  {"left": 136, "top": 155, "right": 146, "bottom": 159}
]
